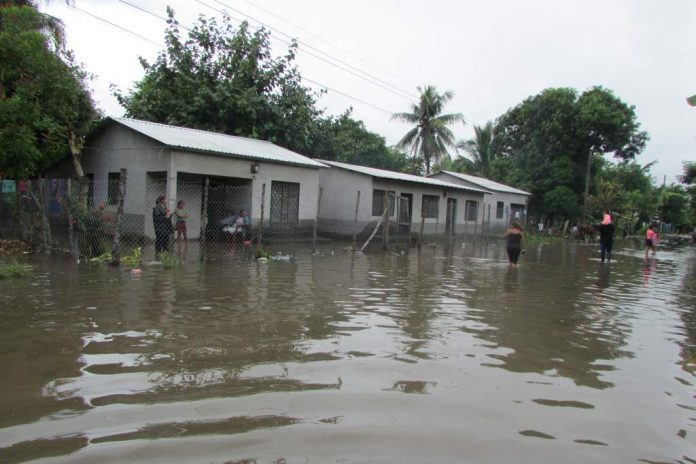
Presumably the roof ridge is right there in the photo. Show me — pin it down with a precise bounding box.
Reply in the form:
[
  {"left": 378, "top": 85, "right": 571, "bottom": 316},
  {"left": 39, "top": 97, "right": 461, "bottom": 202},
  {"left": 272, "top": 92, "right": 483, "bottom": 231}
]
[{"left": 114, "top": 117, "right": 276, "bottom": 146}]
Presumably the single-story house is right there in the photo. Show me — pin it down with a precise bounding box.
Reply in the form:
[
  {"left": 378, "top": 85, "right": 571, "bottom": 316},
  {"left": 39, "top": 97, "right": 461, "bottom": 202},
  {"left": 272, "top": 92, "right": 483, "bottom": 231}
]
[
  {"left": 316, "top": 160, "right": 491, "bottom": 238},
  {"left": 47, "top": 117, "right": 327, "bottom": 239},
  {"left": 429, "top": 171, "right": 531, "bottom": 232}
]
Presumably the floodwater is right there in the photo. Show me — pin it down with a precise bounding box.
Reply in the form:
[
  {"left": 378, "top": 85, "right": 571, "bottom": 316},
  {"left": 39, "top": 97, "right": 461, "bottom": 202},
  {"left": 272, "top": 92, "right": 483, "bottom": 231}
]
[{"left": 1, "top": 239, "right": 695, "bottom": 463}]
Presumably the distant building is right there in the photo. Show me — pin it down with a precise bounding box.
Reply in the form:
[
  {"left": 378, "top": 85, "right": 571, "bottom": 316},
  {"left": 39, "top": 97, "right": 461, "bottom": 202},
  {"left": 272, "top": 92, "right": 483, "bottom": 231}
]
[
  {"left": 429, "top": 171, "right": 531, "bottom": 232},
  {"left": 317, "top": 161, "right": 490, "bottom": 238},
  {"left": 46, "top": 117, "right": 327, "bottom": 239}
]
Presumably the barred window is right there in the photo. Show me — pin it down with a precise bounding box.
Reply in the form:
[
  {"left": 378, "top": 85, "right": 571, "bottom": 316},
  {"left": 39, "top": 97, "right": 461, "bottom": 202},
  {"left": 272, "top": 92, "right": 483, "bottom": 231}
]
[
  {"left": 372, "top": 190, "right": 395, "bottom": 216},
  {"left": 496, "top": 201, "right": 504, "bottom": 219},
  {"left": 107, "top": 172, "right": 121, "bottom": 205},
  {"left": 270, "top": 181, "right": 300, "bottom": 224},
  {"left": 466, "top": 200, "right": 478, "bottom": 221},
  {"left": 421, "top": 195, "right": 439, "bottom": 219}
]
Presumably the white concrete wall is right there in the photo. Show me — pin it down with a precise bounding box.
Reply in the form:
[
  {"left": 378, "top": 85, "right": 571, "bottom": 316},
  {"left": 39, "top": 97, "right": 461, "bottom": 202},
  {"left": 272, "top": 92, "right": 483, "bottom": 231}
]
[
  {"left": 80, "top": 125, "right": 322, "bottom": 239},
  {"left": 317, "top": 167, "right": 486, "bottom": 236},
  {"left": 430, "top": 172, "right": 530, "bottom": 233}
]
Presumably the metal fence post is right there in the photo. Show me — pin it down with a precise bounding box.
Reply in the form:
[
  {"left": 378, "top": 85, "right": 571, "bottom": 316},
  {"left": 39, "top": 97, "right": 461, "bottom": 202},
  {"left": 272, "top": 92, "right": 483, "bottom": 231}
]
[
  {"left": 382, "top": 193, "right": 390, "bottom": 251},
  {"left": 200, "top": 177, "right": 209, "bottom": 261},
  {"left": 259, "top": 183, "right": 266, "bottom": 244},
  {"left": 419, "top": 217, "right": 425, "bottom": 250},
  {"left": 313, "top": 187, "right": 322, "bottom": 253},
  {"left": 67, "top": 179, "right": 77, "bottom": 261},
  {"left": 352, "top": 190, "right": 360, "bottom": 250},
  {"left": 111, "top": 169, "right": 127, "bottom": 265}
]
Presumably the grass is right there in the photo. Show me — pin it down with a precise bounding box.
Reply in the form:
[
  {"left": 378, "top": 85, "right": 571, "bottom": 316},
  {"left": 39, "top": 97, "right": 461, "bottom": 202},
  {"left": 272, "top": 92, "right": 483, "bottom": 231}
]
[{"left": 0, "top": 261, "right": 32, "bottom": 279}]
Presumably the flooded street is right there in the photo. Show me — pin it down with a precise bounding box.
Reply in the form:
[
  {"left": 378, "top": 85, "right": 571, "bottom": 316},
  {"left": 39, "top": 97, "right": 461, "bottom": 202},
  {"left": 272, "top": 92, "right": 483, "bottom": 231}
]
[{"left": 1, "top": 239, "right": 695, "bottom": 463}]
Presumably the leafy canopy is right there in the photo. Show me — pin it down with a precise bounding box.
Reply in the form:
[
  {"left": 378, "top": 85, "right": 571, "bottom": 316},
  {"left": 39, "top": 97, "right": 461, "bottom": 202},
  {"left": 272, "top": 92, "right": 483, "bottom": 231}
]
[
  {"left": 115, "top": 8, "right": 323, "bottom": 155},
  {"left": 492, "top": 87, "right": 649, "bottom": 220},
  {"left": 0, "top": 5, "right": 98, "bottom": 178}
]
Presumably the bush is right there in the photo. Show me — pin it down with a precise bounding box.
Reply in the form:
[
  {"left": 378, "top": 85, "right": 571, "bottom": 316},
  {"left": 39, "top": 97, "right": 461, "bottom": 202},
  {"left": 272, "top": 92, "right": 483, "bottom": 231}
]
[{"left": 0, "top": 261, "right": 31, "bottom": 279}]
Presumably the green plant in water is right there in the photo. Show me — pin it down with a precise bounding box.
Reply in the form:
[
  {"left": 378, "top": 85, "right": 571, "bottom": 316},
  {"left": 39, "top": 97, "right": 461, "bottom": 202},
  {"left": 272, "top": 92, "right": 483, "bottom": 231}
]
[
  {"left": 157, "top": 251, "right": 181, "bottom": 269},
  {"left": 89, "top": 252, "right": 112, "bottom": 263},
  {"left": 121, "top": 247, "right": 142, "bottom": 267},
  {"left": 255, "top": 246, "right": 270, "bottom": 260},
  {"left": 0, "top": 261, "right": 32, "bottom": 279}
]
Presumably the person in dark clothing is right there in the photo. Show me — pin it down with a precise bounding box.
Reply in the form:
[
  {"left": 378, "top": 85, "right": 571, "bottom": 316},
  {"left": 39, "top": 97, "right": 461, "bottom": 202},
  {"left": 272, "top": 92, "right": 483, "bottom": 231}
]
[
  {"left": 504, "top": 222, "right": 525, "bottom": 265},
  {"left": 153, "top": 196, "right": 172, "bottom": 256},
  {"left": 597, "top": 216, "right": 615, "bottom": 263}
]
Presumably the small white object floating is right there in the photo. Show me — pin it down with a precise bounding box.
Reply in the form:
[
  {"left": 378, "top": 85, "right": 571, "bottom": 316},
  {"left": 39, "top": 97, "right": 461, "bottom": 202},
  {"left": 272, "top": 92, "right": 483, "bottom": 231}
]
[
  {"left": 256, "top": 257, "right": 268, "bottom": 262},
  {"left": 271, "top": 255, "right": 293, "bottom": 261}
]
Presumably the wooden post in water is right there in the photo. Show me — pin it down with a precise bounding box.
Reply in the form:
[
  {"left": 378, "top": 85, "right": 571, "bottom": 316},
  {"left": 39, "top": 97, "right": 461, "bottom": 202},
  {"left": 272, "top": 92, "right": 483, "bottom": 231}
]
[
  {"left": 200, "top": 177, "right": 209, "bottom": 261},
  {"left": 111, "top": 168, "right": 127, "bottom": 265},
  {"left": 312, "top": 187, "right": 322, "bottom": 253},
  {"left": 352, "top": 190, "right": 360, "bottom": 250}
]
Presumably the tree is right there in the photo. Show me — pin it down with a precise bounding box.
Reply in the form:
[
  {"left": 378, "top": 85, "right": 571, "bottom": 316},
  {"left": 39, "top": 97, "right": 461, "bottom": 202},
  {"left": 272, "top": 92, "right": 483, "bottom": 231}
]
[
  {"left": 115, "top": 8, "right": 323, "bottom": 155},
  {"left": 494, "top": 87, "right": 648, "bottom": 220},
  {"left": 392, "top": 85, "right": 463, "bottom": 175},
  {"left": 0, "top": 5, "right": 98, "bottom": 178},
  {"left": 0, "top": 0, "right": 73, "bottom": 50},
  {"left": 456, "top": 121, "right": 498, "bottom": 177},
  {"left": 310, "top": 110, "right": 412, "bottom": 172}
]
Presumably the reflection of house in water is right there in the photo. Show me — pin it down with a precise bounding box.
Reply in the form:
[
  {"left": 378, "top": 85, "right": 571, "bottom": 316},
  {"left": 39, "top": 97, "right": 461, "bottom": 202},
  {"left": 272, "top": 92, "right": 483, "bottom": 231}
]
[{"left": 452, "top": 257, "right": 629, "bottom": 389}]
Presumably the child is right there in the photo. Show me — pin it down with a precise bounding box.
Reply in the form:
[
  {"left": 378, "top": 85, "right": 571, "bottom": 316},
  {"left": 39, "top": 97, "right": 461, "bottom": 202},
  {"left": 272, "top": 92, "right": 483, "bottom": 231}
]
[
  {"left": 645, "top": 224, "right": 656, "bottom": 258},
  {"left": 174, "top": 200, "right": 188, "bottom": 242}
]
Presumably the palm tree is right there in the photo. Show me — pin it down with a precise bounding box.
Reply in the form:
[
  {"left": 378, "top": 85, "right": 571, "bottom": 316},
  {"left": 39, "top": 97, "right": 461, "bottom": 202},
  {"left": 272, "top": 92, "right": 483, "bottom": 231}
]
[
  {"left": 456, "top": 121, "right": 497, "bottom": 178},
  {"left": 1, "top": 0, "right": 73, "bottom": 50},
  {"left": 392, "top": 85, "right": 463, "bottom": 175}
]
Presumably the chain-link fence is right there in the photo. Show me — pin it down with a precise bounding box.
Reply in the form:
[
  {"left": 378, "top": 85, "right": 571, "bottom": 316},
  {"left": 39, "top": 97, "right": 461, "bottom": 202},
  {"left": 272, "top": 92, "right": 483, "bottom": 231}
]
[{"left": 1, "top": 175, "right": 499, "bottom": 265}]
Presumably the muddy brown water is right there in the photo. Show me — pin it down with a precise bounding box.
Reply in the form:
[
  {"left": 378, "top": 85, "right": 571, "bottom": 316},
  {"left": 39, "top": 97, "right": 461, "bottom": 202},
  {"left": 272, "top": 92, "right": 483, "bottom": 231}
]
[{"left": 1, "top": 240, "right": 695, "bottom": 463}]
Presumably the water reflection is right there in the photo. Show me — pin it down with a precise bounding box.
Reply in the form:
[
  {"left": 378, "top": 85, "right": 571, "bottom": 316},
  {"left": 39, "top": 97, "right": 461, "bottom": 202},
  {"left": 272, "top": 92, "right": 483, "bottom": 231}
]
[{"left": 0, "top": 242, "right": 694, "bottom": 462}]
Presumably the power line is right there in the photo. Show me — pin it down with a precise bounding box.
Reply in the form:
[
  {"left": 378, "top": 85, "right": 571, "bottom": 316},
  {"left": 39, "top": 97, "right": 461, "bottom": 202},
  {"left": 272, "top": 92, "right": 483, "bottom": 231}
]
[
  {"left": 206, "top": 0, "right": 418, "bottom": 101},
  {"left": 239, "top": 0, "right": 420, "bottom": 91},
  {"left": 67, "top": 2, "right": 400, "bottom": 117},
  {"left": 71, "top": 5, "right": 162, "bottom": 47}
]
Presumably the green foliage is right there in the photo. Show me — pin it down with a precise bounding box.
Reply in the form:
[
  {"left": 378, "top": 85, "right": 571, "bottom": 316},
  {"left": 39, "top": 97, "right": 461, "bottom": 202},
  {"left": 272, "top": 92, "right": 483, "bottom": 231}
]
[
  {"left": 0, "top": 260, "right": 31, "bottom": 279},
  {"left": 659, "top": 185, "right": 691, "bottom": 228},
  {"left": 392, "top": 85, "right": 463, "bottom": 175},
  {"left": 543, "top": 186, "right": 579, "bottom": 219},
  {"left": 493, "top": 87, "right": 648, "bottom": 220},
  {"left": 115, "top": 8, "right": 322, "bottom": 155},
  {"left": 0, "top": 5, "right": 98, "bottom": 179},
  {"left": 311, "top": 110, "right": 412, "bottom": 171},
  {"left": 255, "top": 246, "right": 270, "bottom": 260},
  {"left": 589, "top": 160, "right": 657, "bottom": 231},
  {"left": 455, "top": 121, "right": 498, "bottom": 177},
  {"left": 157, "top": 251, "right": 181, "bottom": 269}
]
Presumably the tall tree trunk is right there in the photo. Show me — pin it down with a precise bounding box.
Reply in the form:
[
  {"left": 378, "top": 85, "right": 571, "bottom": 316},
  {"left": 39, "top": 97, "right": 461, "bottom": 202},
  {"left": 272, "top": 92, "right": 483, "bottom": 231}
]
[{"left": 68, "top": 130, "right": 85, "bottom": 178}]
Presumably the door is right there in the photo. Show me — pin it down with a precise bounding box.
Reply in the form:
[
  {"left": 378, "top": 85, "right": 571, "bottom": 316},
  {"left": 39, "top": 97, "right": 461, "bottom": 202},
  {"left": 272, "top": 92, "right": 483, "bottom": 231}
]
[
  {"left": 398, "top": 193, "right": 413, "bottom": 236},
  {"left": 446, "top": 198, "right": 457, "bottom": 233}
]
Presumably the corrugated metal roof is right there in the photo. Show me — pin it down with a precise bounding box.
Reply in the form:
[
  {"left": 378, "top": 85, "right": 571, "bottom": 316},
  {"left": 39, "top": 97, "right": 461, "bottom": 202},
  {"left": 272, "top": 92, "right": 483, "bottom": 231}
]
[
  {"left": 319, "top": 160, "right": 492, "bottom": 194},
  {"left": 111, "top": 117, "right": 327, "bottom": 169},
  {"left": 435, "top": 171, "right": 531, "bottom": 195}
]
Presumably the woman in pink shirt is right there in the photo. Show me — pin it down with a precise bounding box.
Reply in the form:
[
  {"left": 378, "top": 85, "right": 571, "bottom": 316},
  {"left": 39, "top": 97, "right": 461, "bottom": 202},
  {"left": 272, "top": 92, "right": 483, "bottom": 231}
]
[{"left": 645, "top": 225, "right": 657, "bottom": 258}]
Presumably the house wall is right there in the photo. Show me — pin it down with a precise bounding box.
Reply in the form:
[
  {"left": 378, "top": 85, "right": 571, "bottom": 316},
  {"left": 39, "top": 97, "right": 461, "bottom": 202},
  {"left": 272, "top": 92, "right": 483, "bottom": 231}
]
[
  {"left": 53, "top": 124, "right": 322, "bottom": 240},
  {"left": 430, "top": 172, "right": 529, "bottom": 233},
  {"left": 317, "top": 168, "right": 486, "bottom": 236}
]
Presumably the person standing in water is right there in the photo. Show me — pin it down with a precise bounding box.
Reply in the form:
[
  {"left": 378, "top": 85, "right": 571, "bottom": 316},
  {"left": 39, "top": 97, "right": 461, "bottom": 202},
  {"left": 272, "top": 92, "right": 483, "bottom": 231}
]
[
  {"left": 174, "top": 200, "right": 188, "bottom": 242},
  {"left": 645, "top": 224, "right": 657, "bottom": 258},
  {"left": 597, "top": 210, "right": 615, "bottom": 263},
  {"left": 504, "top": 222, "right": 525, "bottom": 265}
]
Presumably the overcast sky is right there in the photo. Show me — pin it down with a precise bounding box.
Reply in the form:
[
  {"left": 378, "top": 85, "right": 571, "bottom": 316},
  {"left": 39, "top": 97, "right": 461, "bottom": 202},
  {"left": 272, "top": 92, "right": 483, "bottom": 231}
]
[{"left": 44, "top": 0, "right": 696, "bottom": 184}]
